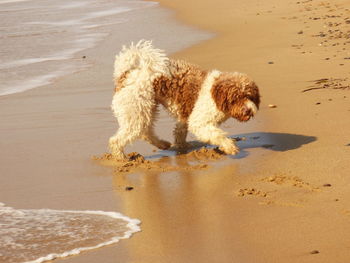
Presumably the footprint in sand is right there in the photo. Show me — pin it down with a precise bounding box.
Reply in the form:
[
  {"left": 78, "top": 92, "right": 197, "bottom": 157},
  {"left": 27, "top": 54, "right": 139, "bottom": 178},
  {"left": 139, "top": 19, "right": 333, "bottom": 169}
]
[
  {"left": 261, "top": 174, "right": 320, "bottom": 191},
  {"left": 236, "top": 188, "right": 268, "bottom": 198}
]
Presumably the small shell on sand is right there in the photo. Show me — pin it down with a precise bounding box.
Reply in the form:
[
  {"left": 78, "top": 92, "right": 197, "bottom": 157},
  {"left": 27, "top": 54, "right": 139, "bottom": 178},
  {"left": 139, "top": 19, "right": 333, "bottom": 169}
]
[{"left": 268, "top": 104, "right": 277, "bottom": 108}]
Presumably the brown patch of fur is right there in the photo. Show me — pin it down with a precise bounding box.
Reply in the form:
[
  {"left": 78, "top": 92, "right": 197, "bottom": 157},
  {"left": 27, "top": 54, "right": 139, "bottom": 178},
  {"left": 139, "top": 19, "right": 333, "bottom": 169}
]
[
  {"left": 114, "top": 70, "right": 130, "bottom": 92},
  {"left": 211, "top": 72, "right": 260, "bottom": 121},
  {"left": 153, "top": 60, "right": 207, "bottom": 121}
]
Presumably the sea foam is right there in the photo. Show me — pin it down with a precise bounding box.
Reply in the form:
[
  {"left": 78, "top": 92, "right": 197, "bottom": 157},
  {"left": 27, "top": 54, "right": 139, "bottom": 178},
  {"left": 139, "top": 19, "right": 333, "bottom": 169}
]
[{"left": 0, "top": 203, "right": 140, "bottom": 263}]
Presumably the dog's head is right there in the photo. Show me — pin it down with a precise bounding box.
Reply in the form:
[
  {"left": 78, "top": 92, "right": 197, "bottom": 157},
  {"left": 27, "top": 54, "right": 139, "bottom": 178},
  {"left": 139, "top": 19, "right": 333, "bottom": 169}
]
[
  {"left": 211, "top": 72, "right": 260, "bottom": 122},
  {"left": 230, "top": 97, "right": 259, "bottom": 122}
]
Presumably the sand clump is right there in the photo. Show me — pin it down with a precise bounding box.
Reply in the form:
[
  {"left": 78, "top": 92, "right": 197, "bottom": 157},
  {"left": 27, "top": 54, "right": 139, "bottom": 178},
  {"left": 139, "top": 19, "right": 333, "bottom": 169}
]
[
  {"left": 181, "top": 147, "right": 225, "bottom": 160},
  {"left": 93, "top": 152, "right": 168, "bottom": 173},
  {"left": 93, "top": 138, "right": 257, "bottom": 174},
  {"left": 237, "top": 188, "right": 268, "bottom": 198},
  {"left": 92, "top": 147, "right": 227, "bottom": 174}
]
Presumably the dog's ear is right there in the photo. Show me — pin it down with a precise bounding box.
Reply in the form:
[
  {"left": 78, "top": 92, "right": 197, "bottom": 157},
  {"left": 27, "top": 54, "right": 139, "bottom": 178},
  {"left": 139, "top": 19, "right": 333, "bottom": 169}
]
[{"left": 245, "top": 82, "right": 260, "bottom": 110}]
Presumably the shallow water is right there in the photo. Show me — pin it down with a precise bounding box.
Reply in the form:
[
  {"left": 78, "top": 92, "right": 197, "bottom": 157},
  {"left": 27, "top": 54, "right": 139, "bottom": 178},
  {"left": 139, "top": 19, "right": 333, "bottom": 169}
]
[
  {"left": 0, "top": 0, "right": 156, "bottom": 96},
  {"left": 0, "top": 203, "right": 140, "bottom": 263}
]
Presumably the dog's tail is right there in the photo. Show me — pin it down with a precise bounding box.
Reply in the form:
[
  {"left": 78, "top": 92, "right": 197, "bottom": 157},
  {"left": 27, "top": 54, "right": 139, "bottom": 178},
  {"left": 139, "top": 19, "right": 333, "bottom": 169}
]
[{"left": 113, "top": 40, "right": 169, "bottom": 82}]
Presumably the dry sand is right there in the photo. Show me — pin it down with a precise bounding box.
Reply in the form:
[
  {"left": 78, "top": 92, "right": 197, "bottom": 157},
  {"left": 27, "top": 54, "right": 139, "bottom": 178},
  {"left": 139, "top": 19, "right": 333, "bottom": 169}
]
[{"left": 1, "top": 0, "right": 350, "bottom": 262}]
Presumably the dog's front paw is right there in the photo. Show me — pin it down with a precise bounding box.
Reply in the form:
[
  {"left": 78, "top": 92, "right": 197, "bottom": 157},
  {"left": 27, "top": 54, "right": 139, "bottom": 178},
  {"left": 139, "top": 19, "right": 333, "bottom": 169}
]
[
  {"left": 221, "top": 144, "right": 239, "bottom": 155},
  {"left": 158, "top": 140, "right": 171, "bottom": 150}
]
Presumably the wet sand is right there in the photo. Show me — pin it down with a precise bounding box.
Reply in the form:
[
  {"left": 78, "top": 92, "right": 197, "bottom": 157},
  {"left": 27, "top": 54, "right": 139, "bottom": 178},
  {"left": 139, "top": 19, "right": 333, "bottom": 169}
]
[{"left": 1, "top": 0, "right": 350, "bottom": 262}]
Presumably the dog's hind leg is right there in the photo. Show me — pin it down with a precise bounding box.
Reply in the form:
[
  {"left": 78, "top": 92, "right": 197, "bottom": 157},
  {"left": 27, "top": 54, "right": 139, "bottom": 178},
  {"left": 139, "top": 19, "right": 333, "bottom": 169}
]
[
  {"left": 140, "top": 105, "right": 171, "bottom": 150},
  {"left": 142, "top": 127, "right": 171, "bottom": 150},
  {"left": 110, "top": 90, "right": 156, "bottom": 159},
  {"left": 109, "top": 128, "right": 138, "bottom": 160},
  {"left": 110, "top": 88, "right": 172, "bottom": 158}
]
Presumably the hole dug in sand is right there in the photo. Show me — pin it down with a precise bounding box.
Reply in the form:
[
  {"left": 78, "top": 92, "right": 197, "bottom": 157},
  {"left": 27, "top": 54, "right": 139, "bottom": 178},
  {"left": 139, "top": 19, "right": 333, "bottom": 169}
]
[
  {"left": 179, "top": 147, "right": 225, "bottom": 160},
  {"left": 92, "top": 147, "right": 227, "bottom": 174}
]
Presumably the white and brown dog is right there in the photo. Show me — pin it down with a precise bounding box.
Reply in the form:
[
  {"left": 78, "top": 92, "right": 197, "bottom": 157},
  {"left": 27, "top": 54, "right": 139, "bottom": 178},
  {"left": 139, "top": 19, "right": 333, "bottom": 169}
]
[{"left": 109, "top": 40, "right": 260, "bottom": 159}]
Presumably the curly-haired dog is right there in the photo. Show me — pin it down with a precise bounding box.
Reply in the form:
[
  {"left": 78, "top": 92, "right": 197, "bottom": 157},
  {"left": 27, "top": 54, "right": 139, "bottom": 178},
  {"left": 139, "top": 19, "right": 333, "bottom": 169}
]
[{"left": 109, "top": 40, "right": 260, "bottom": 159}]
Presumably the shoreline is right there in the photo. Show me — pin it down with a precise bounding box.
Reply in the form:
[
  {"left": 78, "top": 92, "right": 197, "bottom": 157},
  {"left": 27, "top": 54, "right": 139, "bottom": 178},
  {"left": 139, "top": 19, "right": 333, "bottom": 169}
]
[
  {"left": 0, "top": 0, "right": 212, "bottom": 98},
  {"left": 0, "top": 2, "right": 214, "bottom": 263}
]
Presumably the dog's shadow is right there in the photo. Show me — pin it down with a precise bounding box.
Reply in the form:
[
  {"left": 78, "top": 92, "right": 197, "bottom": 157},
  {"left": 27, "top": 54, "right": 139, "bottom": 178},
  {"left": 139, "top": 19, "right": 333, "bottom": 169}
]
[
  {"left": 228, "top": 132, "right": 317, "bottom": 159},
  {"left": 148, "top": 132, "right": 317, "bottom": 160}
]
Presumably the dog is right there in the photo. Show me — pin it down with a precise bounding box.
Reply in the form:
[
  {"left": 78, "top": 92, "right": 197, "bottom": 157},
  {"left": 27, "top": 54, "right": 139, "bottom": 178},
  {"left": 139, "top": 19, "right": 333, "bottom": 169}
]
[{"left": 109, "top": 40, "right": 260, "bottom": 159}]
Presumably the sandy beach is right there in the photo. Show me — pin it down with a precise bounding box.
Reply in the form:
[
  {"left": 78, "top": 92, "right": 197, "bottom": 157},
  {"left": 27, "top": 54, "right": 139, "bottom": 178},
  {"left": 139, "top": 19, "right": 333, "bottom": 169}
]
[{"left": 1, "top": 0, "right": 350, "bottom": 262}]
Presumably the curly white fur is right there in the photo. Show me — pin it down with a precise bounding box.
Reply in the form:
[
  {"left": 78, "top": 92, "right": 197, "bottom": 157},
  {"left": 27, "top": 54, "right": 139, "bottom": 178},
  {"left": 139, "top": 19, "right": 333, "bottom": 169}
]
[
  {"left": 110, "top": 40, "right": 171, "bottom": 159},
  {"left": 188, "top": 70, "right": 239, "bottom": 155}
]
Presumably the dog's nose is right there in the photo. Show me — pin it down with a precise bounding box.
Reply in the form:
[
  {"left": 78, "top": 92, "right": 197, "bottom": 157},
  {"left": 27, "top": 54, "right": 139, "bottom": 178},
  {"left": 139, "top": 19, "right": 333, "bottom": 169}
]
[{"left": 243, "top": 107, "right": 252, "bottom": 116}]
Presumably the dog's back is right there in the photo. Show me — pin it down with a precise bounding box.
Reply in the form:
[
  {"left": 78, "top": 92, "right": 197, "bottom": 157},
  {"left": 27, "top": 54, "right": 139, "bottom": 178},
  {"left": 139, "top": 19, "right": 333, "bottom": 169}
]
[
  {"left": 113, "top": 40, "right": 169, "bottom": 93},
  {"left": 152, "top": 59, "right": 208, "bottom": 121},
  {"left": 111, "top": 40, "right": 171, "bottom": 123}
]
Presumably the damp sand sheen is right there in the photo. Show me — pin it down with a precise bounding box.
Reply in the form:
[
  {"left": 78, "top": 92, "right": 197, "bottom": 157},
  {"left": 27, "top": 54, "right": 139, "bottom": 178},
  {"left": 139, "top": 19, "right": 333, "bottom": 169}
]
[
  {"left": 0, "top": 203, "right": 140, "bottom": 263},
  {"left": 0, "top": 0, "right": 214, "bottom": 262}
]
